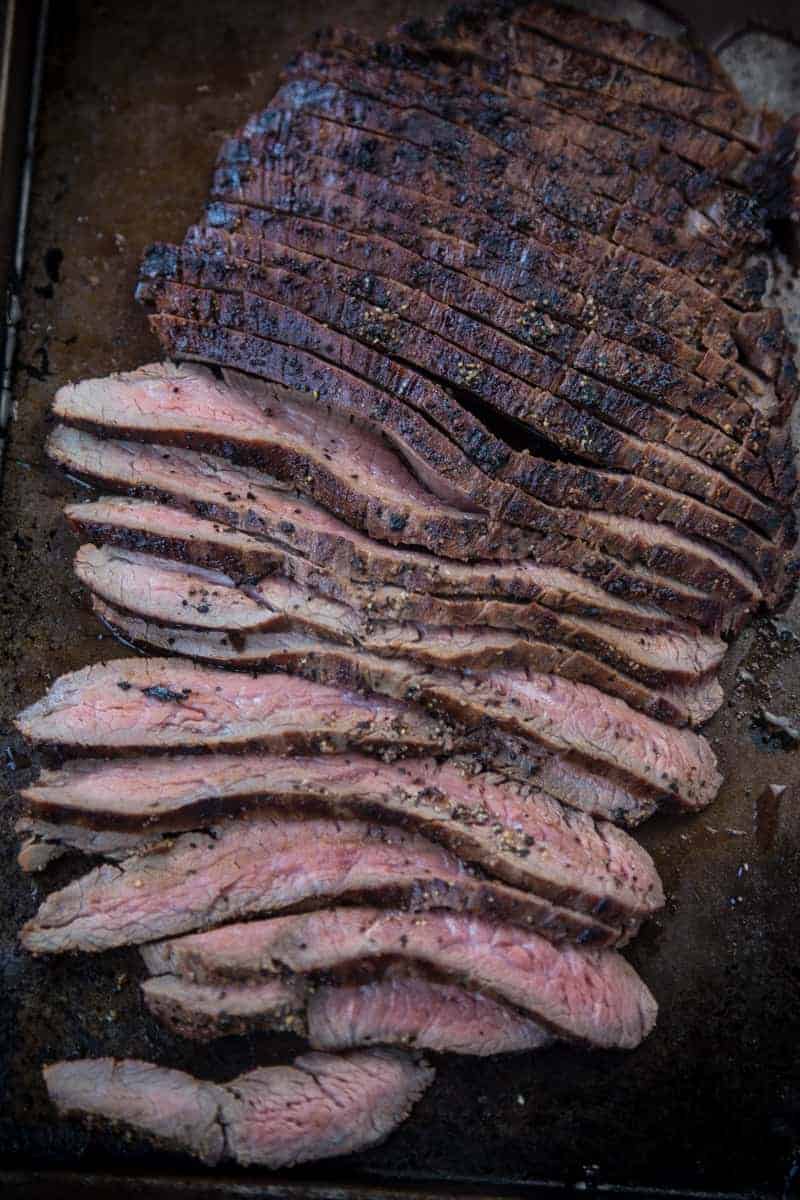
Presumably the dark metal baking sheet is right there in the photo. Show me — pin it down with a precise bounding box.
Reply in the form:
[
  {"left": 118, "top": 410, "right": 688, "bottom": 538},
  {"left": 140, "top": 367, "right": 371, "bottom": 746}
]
[{"left": 1, "top": 2, "right": 799, "bottom": 1195}]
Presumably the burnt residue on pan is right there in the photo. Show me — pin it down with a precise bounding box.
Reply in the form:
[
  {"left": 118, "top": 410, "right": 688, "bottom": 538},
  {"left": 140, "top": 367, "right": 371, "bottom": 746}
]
[{"left": 1, "top": 0, "right": 800, "bottom": 1195}]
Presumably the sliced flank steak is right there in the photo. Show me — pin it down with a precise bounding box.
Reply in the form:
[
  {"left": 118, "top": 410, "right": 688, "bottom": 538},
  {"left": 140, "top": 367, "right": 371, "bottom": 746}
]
[
  {"left": 143, "top": 254, "right": 792, "bottom": 588},
  {"left": 142, "top": 906, "right": 659, "bottom": 1048},
  {"left": 49, "top": 426, "right": 738, "bottom": 629},
  {"left": 14, "top": 816, "right": 158, "bottom": 873},
  {"left": 14, "top": 657, "right": 457, "bottom": 757},
  {"left": 44, "top": 1051, "right": 433, "bottom": 1168},
  {"left": 20, "top": 815, "right": 626, "bottom": 955},
  {"left": 19, "top": 752, "right": 665, "bottom": 925},
  {"left": 64, "top": 496, "right": 717, "bottom": 636},
  {"left": 76, "top": 542, "right": 725, "bottom": 723},
  {"left": 54, "top": 356, "right": 767, "bottom": 606},
  {"left": 142, "top": 969, "right": 552, "bottom": 1055}
]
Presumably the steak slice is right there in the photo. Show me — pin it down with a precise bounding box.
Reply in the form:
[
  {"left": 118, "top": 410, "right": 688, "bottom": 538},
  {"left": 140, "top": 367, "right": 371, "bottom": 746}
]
[
  {"left": 142, "top": 969, "right": 552, "bottom": 1055},
  {"left": 75, "top": 612, "right": 721, "bottom": 811},
  {"left": 146, "top": 250, "right": 790, "bottom": 582},
  {"left": 14, "top": 657, "right": 457, "bottom": 757},
  {"left": 152, "top": 316, "right": 763, "bottom": 608},
  {"left": 142, "top": 906, "right": 659, "bottom": 1048},
  {"left": 91, "top": 599, "right": 723, "bottom": 729},
  {"left": 64, "top": 496, "right": 715, "bottom": 635},
  {"left": 15, "top": 816, "right": 157, "bottom": 872},
  {"left": 49, "top": 427, "right": 736, "bottom": 629},
  {"left": 53, "top": 362, "right": 531, "bottom": 563},
  {"left": 44, "top": 1050, "right": 433, "bottom": 1168},
  {"left": 19, "top": 752, "right": 665, "bottom": 924},
  {"left": 78, "top": 541, "right": 725, "bottom": 688},
  {"left": 141, "top": 974, "right": 306, "bottom": 1041},
  {"left": 20, "top": 815, "right": 624, "bottom": 954},
  {"left": 307, "top": 975, "right": 552, "bottom": 1056},
  {"left": 179, "top": 220, "right": 787, "bottom": 516}
]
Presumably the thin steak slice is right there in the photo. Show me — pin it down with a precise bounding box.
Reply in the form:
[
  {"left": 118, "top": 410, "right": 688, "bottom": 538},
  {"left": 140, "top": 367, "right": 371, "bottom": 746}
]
[
  {"left": 20, "top": 816, "right": 624, "bottom": 954},
  {"left": 52, "top": 362, "right": 528, "bottom": 563},
  {"left": 93, "top": 596, "right": 722, "bottom": 730},
  {"left": 142, "top": 906, "right": 658, "bottom": 1048},
  {"left": 76, "top": 611, "right": 721, "bottom": 812},
  {"left": 76, "top": 540, "right": 725, "bottom": 695},
  {"left": 14, "top": 816, "right": 157, "bottom": 873},
  {"left": 44, "top": 1050, "right": 433, "bottom": 1168},
  {"left": 64, "top": 496, "right": 711, "bottom": 636},
  {"left": 19, "top": 752, "right": 664, "bottom": 924},
  {"left": 48, "top": 425, "right": 737, "bottom": 629},
  {"left": 141, "top": 974, "right": 306, "bottom": 1041},
  {"left": 14, "top": 657, "right": 457, "bottom": 757},
  {"left": 142, "top": 969, "right": 552, "bottom": 1055},
  {"left": 307, "top": 975, "right": 553, "bottom": 1056}
]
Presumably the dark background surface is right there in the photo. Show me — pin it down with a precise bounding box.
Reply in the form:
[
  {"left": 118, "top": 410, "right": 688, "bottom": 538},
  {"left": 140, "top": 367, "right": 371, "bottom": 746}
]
[{"left": 0, "top": 2, "right": 799, "bottom": 1195}]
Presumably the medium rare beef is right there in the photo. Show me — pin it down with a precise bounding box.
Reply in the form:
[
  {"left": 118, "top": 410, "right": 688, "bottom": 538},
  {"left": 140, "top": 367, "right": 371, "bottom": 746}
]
[
  {"left": 15, "top": 816, "right": 158, "bottom": 872},
  {"left": 141, "top": 974, "right": 306, "bottom": 1040},
  {"left": 21, "top": 815, "right": 624, "bottom": 954},
  {"left": 49, "top": 426, "right": 736, "bottom": 629},
  {"left": 142, "top": 969, "right": 552, "bottom": 1055},
  {"left": 65, "top": 496, "right": 717, "bottom": 635},
  {"left": 145, "top": 254, "right": 791, "bottom": 587},
  {"left": 52, "top": 362, "right": 528, "bottom": 562},
  {"left": 307, "top": 975, "right": 552, "bottom": 1056},
  {"left": 142, "top": 906, "right": 658, "bottom": 1048},
  {"left": 152, "top": 316, "right": 764, "bottom": 609},
  {"left": 55, "top": 355, "right": 766, "bottom": 606},
  {"left": 44, "top": 1051, "right": 433, "bottom": 1167},
  {"left": 72, "top": 616, "right": 721, "bottom": 812},
  {"left": 14, "top": 657, "right": 456, "bottom": 757},
  {"left": 93, "top": 595, "right": 722, "bottom": 729},
  {"left": 177, "top": 220, "right": 787, "bottom": 519},
  {"left": 19, "top": 752, "right": 665, "bottom": 923},
  {"left": 76, "top": 541, "right": 725, "bottom": 720}
]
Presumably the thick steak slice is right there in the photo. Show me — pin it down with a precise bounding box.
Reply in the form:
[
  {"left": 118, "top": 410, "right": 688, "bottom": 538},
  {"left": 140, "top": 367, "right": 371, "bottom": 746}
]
[
  {"left": 77, "top": 541, "right": 725, "bottom": 688},
  {"left": 44, "top": 1050, "right": 433, "bottom": 1168},
  {"left": 53, "top": 362, "right": 529, "bottom": 563},
  {"left": 146, "top": 262, "right": 789, "bottom": 586},
  {"left": 141, "top": 974, "right": 306, "bottom": 1040},
  {"left": 20, "top": 816, "right": 623, "bottom": 954},
  {"left": 153, "top": 316, "right": 763, "bottom": 608},
  {"left": 49, "top": 426, "right": 735, "bottom": 629},
  {"left": 142, "top": 906, "right": 658, "bottom": 1048},
  {"left": 19, "top": 752, "right": 664, "bottom": 924},
  {"left": 64, "top": 496, "right": 714, "bottom": 635},
  {"left": 177, "top": 222, "right": 786, "bottom": 518},
  {"left": 14, "top": 657, "right": 456, "bottom": 756},
  {"left": 307, "top": 976, "right": 552, "bottom": 1056},
  {"left": 89, "top": 599, "right": 724, "bottom": 730}
]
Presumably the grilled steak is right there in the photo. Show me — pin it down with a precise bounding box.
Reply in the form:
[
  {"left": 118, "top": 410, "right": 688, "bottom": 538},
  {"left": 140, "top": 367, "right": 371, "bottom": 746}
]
[
  {"left": 141, "top": 906, "right": 659, "bottom": 1048},
  {"left": 44, "top": 1051, "right": 433, "bottom": 1167},
  {"left": 76, "top": 543, "right": 724, "bottom": 724},
  {"left": 49, "top": 425, "right": 737, "bottom": 628},
  {"left": 22, "top": 815, "right": 629, "bottom": 955},
  {"left": 307, "top": 975, "right": 552, "bottom": 1056},
  {"left": 141, "top": 974, "right": 306, "bottom": 1041},
  {"left": 14, "top": 657, "right": 456, "bottom": 757},
  {"left": 64, "top": 496, "right": 713, "bottom": 635},
  {"left": 143, "top": 260, "right": 790, "bottom": 590},
  {"left": 142, "top": 969, "right": 552, "bottom": 1055},
  {"left": 94, "top": 596, "right": 722, "bottom": 730},
  {"left": 19, "top": 752, "right": 664, "bottom": 922},
  {"left": 14, "top": 816, "right": 157, "bottom": 872}
]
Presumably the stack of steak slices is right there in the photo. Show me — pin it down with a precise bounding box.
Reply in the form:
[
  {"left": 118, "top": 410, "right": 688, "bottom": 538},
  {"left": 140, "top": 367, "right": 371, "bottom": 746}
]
[{"left": 18, "top": 0, "right": 799, "bottom": 1169}]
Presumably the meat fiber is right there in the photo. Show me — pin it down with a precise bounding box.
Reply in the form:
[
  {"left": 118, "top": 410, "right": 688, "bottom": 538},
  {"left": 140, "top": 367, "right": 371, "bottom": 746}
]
[
  {"left": 44, "top": 1051, "right": 433, "bottom": 1167},
  {"left": 142, "top": 906, "right": 659, "bottom": 1048},
  {"left": 19, "top": 751, "right": 664, "bottom": 924},
  {"left": 21, "top": 815, "right": 625, "bottom": 955}
]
